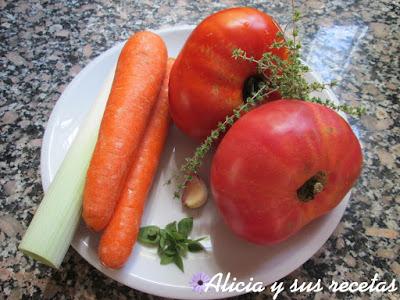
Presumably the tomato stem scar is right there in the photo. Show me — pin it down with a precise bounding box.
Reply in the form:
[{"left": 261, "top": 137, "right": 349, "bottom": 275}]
[
  {"left": 297, "top": 171, "right": 327, "bottom": 202},
  {"left": 243, "top": 75, "right": 265, "bottom": 101}
]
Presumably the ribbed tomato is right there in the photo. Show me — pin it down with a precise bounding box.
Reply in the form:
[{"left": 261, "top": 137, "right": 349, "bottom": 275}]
[
  {"left": 211, "top": 100, "right": 362, "bottom": 244},
  {"left": 169, "top": 7, "right": 287, "bottom": 140}
]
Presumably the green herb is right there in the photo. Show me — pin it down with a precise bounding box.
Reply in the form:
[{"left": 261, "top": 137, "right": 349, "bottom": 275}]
[
  {"left": 187, "top": 240, "right": 205, "bottom": 252},
  {"left": 178, "top": 217, "right": 194, "bottom": 237},
  {"left": 138, "top": 217, "right": 207, "bottom": 272},
  {"left": 172, "top": 4, "right": 365, "bottom": 197},
  {"left": 137, "top": 226, "right": 160, "bottom": 245}
]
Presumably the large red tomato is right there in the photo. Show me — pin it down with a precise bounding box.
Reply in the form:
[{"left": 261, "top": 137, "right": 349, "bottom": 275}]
[
  {"left": 211, "top": 100, "right": 362, "bottom": 244},
  {"left": 169, "top": 7, "right": 287, "bottom": 140}
]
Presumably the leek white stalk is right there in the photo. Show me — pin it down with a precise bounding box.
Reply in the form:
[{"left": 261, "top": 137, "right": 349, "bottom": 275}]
[{"left": 19, "top": 65, "right": 116, "bottom": 268}]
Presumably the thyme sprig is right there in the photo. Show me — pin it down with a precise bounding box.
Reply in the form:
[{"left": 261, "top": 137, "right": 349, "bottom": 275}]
[
  {"left": 231, "top": 48, "right": 365, "bottom": 116},
  {"left": 173, "top": 85, "right": 273, "bottom": 198},
  {"left": 172, "top": 8, "right": 364, "bottom": 198}
]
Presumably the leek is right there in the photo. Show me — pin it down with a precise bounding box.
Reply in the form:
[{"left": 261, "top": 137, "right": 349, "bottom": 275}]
[{"left": 19, "top": 65, "right": 116, "bottom": 268}]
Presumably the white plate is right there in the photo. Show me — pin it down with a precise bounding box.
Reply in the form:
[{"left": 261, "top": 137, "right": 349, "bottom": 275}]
[{"left": 41, "top": 26, "right": 349, "bottom": 299}]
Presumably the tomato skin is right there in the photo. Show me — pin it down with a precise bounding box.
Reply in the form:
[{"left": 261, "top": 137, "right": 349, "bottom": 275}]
[
  {"left": 169, "top": 7, "right": 287, "bottom": 140},
  {"left": 210, "top": 100, "right": 362, "bottom": 244}
]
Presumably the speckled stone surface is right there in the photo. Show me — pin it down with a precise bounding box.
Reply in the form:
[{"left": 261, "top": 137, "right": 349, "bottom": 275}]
[{"left": 1, "top": 0, "right": 399, "bottom": 299}]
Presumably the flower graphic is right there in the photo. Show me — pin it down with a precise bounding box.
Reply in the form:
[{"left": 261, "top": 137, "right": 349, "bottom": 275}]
[{"left": 190, "top": 272, "right": 210, "bottom": 293}]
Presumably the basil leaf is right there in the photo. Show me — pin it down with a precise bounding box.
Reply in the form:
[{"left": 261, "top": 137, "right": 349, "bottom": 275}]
[
  {"left": 174, "top": 254, "right": 184, "bottom": 272},
  {"left": 187, "top": 240, "right": 205, "bottom": 252},
  {"left": 165, "top": 230, "right": 178, "bottom": 246},
  {"left": 138, "top": 226, "right": 160, "bottom": 245},
  {"left": 170, "top": 231, "right": 186, "bottom": 242},
  {"left": 177, "top": 243, "right": 188, "bottom": 257},
  {"left": 178, "top": 217, "right": 193, "bottom": 238},
  {"left": 164, "top": 246, "right": 177, "bottom": 256},
  {"left": 165, "top": 221, "right": 177, "bottom": 233},
  {"left": 160, "top": 253, "right": 174, "bottom": 265},
  {"left": 159, "top": 235, "right": 166, "bottom": 250},
  {"left": 159, "top": 228, "right": 167, "bottom": 239}
]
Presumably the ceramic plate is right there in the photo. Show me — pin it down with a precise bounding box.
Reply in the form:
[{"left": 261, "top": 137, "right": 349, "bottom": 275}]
[{"left": 40, "top": 26, "right": 349, "bottom": 299}]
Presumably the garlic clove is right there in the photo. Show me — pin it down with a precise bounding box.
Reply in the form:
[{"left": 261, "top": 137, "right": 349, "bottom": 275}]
[{"left": 182, "top": 175, "right": 208, "bottom": 209}]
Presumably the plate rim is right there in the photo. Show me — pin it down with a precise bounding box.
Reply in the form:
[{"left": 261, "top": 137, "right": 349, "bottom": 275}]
[{"left": 40, "top": 25, "right": 349, "bottom": 300}]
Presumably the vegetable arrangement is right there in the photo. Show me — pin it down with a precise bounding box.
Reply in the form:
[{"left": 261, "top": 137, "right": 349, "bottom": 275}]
[
  {"left": 21, "top": 4, "right": 364, "bottom": 273},
  {"left": 169, "top": 6, "right": 363, "bottom": 249},
  {"left": 172, "top": 8, "right": 364, "bottom": 199}
]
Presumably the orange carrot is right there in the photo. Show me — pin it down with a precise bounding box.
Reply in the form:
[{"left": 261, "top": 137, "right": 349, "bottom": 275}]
[
  {"left": 83, "top": 32, "right": 168, "bottom": 231},
  {"left": 98, "top": 59, "right": 175, "bottom": 269}
]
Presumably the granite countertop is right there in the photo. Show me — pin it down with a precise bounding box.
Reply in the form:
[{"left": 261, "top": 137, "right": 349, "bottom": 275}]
[{"left": 1, "top": 0, "right": 399, "bottom": 299}]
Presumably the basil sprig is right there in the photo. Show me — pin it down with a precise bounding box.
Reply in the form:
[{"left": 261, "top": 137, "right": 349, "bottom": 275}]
[{"left": 138, "top": 217, "right": 206, "bottom": 271}]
